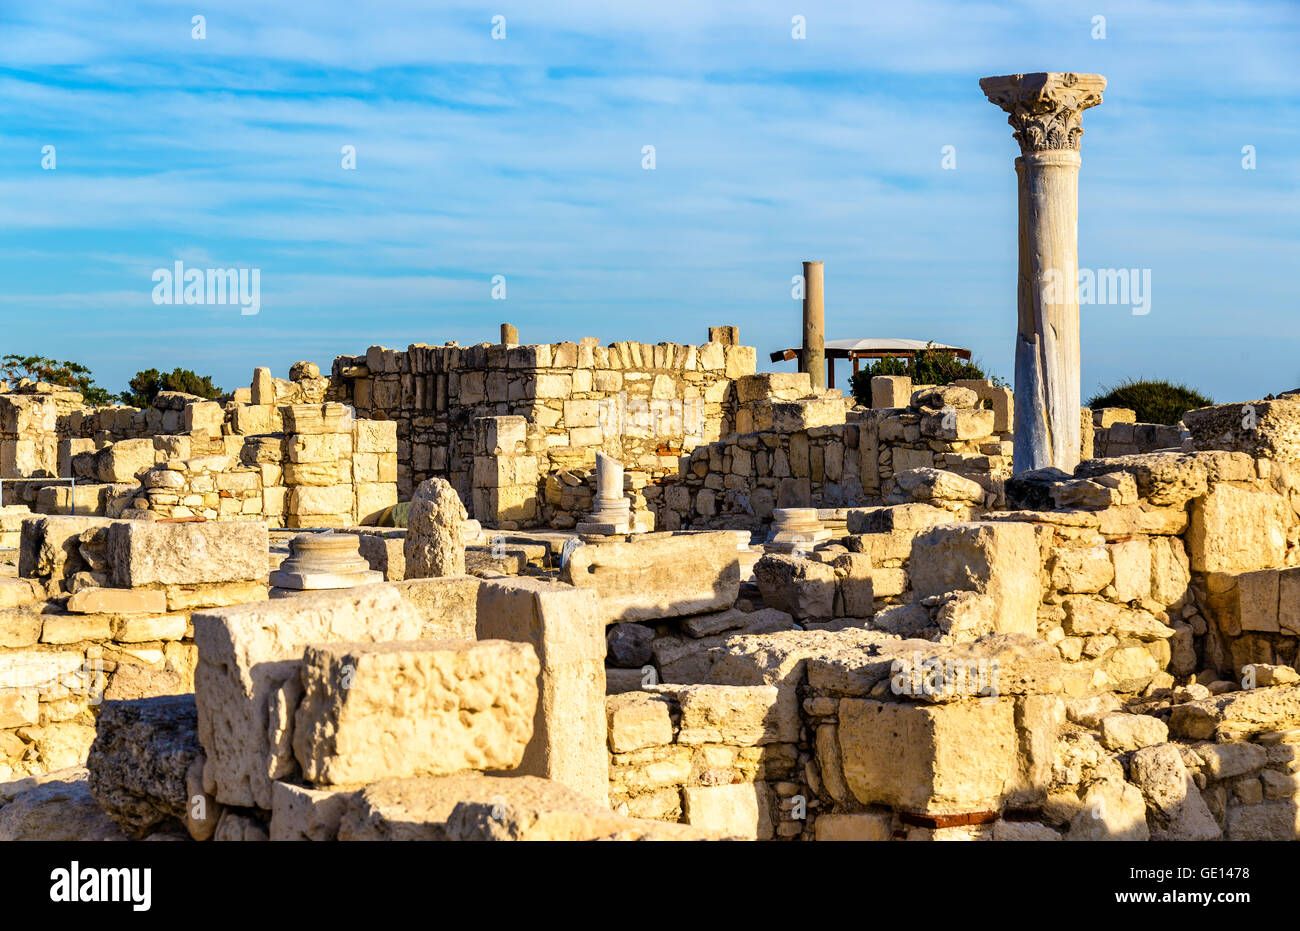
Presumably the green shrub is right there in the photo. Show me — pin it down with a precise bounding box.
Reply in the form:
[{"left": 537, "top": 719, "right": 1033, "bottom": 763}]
[
  {"left": 1, "top": 354, "right": 114, "bottom": 406},
  {"left": 848, "top": 343, "right": 1005, "bottom": 407},
  {"left": 120, "top": 368, "right": 224, "bottom": 407},
  {"left": 1086, "top": 379, "right": 1212, "bottom": 426}
]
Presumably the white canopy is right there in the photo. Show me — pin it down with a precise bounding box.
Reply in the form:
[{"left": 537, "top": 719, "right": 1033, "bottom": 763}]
[{"left": 823, "top": 338, "right": 965, "bottom": 353}]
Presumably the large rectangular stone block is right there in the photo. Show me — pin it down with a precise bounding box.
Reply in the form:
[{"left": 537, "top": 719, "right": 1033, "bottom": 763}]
[
  {"left": 193, "top": 585, "right": 423, "bottom": 808},
  {"left": 476, "top": 578, "right": 608, "bottom": 805},
  {"left": 1188, "top": 483, "right": 1287, "bottom": 573},
  {"left": 293, "top": 639, "right": 539, "bottom": 786},
  {"left": 560, "top": 531, "right": 740, "bottom": 623},
  {"left": 108, "top": 520, "right": 269, "bottom": 587},
  {"left": 1205, "top": 569, "right": 1280, "bottom": 635},
  {"left": 838, "top": 697, "right": 1019, "bottom": 814},
  {"left": 909, "top": 522, "right": 1039, "bottom": 636},
  {"left": 391, "top": 575, "right": 481, "bottom": 640}
]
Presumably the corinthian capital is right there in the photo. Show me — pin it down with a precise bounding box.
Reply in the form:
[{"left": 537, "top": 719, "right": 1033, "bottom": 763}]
[{"left": 980, "top": 72, "right": 1106, "bottom": 153}]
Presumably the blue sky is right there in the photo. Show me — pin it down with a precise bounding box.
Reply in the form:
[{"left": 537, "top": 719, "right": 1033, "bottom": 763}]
[{"left": 0, "top": 0, "right": 1297, "bottom": 403}]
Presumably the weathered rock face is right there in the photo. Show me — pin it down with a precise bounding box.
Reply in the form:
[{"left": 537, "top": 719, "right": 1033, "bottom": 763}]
[
  {"left": 560, "top": 531, "right": 740, "bottom": 623},
  {"left": 1184, "top": 398, "right": 1300, "bottom": 461},
  {"left": 0, "top": 767, "right": 128, "bottom": 841},
  {"left": 86, "top": 695, "right": 209, "bottom": 839},
  {"left": 108, "top": 520, "right": 270, "bottom": 587},
  {"left": 476, "top": 578, "right": 608, "bottom": 805},
  {"left": 1129, "top": 743, "right": 1221, "bottom": 841},
  {"left": 337, "top": 772, "right": 714, "bottom": 841},
  {"left": 292, "top": 639, "right": 539, "bottom": 786},
  {"left": 838, "top": 698, "right": 1021, "bottom": 814},
  {"left": 909, "top": 522, "right": 1041, "bottom": 636},
  {"left": 605, "top": 623, "right": 654, "bottom": 668},
  {"left": 193, "top": 585, "right": 423, "bottom": 808},
  {"left": 404, "top": 477, "right": 468, "bottom": 578},
  {"left": 1187, "top": 482, "right": 1288, "bottom": 573},
  {"left": 752, "top": 554, "right": 837, "bottom": 620}
]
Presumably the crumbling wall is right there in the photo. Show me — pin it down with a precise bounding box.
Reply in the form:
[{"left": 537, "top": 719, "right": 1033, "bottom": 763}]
[
  {"left": 650, "top": 380, "right": 1010, "bottom": 532},
  {"left": 1, "top": 517, "right": 269, "bottom": 783},
  {"left": 329, "top": 333, "right": 753, "bottom": 510},
  {"left": 606, "top": 684, "right": 803, "bottom": 839}
]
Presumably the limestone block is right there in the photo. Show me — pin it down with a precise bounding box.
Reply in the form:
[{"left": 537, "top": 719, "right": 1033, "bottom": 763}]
[
  {"left": 185, "top": 401, "right": 224, "bottom": 436},
  {"left": 405, "top": 477, "right": 468, "bottom": 578},
  {"left": 355, "top": 482, "right": 397, "bottom": 524},
  {"left": 1067, "top": 777, "right": 1150, "bottom": 841},
  {"left": 560, "top": 532, "right": 739, "bottom": 623},
  {"left": 289, "top": 484, "right": 353, "bottom": 517},
  {"left": 1129, "top": 743, "right": 1221, "bottom": 841},
  {"left": 1184, "top": 398, "right": 1300, "bottom": 461},
  {"left": 41, "top": 614, "right": 113, "bottom": 643},
  {"left": 86, "top": 695, "right": 206, "bottom": 839},
  {"left": 0, "top": 769, "right": 128, "bottom": 841},
  {"left": 605, "top": 691, "right": 674, "bottom": 753},
  {"left": 735, "top": 373, "right": 812, "bottom": 403},
  {"left": 672, "top": 683, "right": 798, "bottom": 746},
  {"left": 1187, "top": 483, "right": 1287, "bottom": 572},
  {"left": 814, "top": 811, "right": 892, "bottom": 841},
  {"left": 606, "top": 623, "right": 654, "bottom": 667},
  {"left": 838, "top": 698, "right": 1019, "bottom": 814},
  {"left": 1280, "top": 567, "right": 1300, "bottom": 636},
  {"left": 1226, "top": 801, "right": 1300, "bottom": 841},
  {"left": 909, "top": 522, "right": 1039, "bottom": 636},
  {"left": 389, "top": 575, "right": 480, "bottom": 640},
  {"left": 193, "top": 585, "right": 423, "bottom": 808},
  {"left": 476, "top": 578, "right": 608, "bottom": 805},
  {"left": 682, "top": 783, "right": 772, "bottom": 840},
  {"left": 1149, "top": 536, "right": 1191, "bottom": 606},
  {"left": 886, "top": 467, "right": 984, "bottom": 506},
  {"left": 338, "top": 772, "right": 708, "bottom": 841},
  {"left": 283, "top": 461, "right": 342, "bottom": 486},
  {"left": 752, "top": 554, "right": 837, "bottom": 620},
  {"left": 871, "top": 376, "right": 911, "bottom": 409},
  {"left": 250, "top": 367, "right": 274, "bottom": 405},
  {"left": 95, "top": 438, "right": 156, "bottom": 483},
  {"left": 66, "top": 588, "right": 167, "bottom": 615},
  {"left": 831, "top": 552, "right": 874, "bottom": 617},
  {"left": 231, "top": 404, "right": 273, "bottom": 435},
  {"left": 0, "top": 609, "right": 44, "bottom": 648},
  {"left": 847, "top": 503, "right": 950, "bottom": 534},
  {"left": 1099, "top": 713, "right": 1168, "bottom": 751},
  {"left": 1205, "top": 569, "right": 1280, "bottom": 636},
  {"left": 282, "top": 402, "right": 353, "bottom": 435},
  {"left": 353, "top": 418, "right": 397, "bottom": 454},
  {"left": 292, "top": 639, "right": 539, "bottom": 786},
  {"left": 1049, "top": 545, "right": 1113, "bottom": 593},
  {"left": 108, "top": 520, "right": 268, "bottom": 587},
  {"left": 286, "top": 433, "right": 351, "bottom": 463},
  {"left": 269, "top": 780, "right": 359, "bottom": 841}
]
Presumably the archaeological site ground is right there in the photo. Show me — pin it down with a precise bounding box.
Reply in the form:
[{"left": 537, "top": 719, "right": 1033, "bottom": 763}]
[{"left": 2, "top": 0, "right": 1296, "bottom": 917}]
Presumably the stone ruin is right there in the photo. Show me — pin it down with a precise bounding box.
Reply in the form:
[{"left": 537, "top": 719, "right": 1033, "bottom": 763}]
[
  {"left": 4, "top": 73, "right": 1300, "bottom": 843},
  {"left": 5, "top": 341, "right": 1300, "bottom": 842}
]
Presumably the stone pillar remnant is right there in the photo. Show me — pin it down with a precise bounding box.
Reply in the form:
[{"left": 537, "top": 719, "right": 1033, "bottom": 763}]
[
  {"left": 802, "top": 261, "right": 826, "bottom": 391},
  {"left": 500, "top": 323, "right": 519, "bottom": 346},
  {"left": 577, "top": 452, "right": 631, "bottom": 534},
  {"left": 405, "top": 477, "right": 469, "bottom": 577},
  {"left": 981, "top": 72, "right": 1105, "bottom": 475},
  {"left": 767, "top": 507, "right": 830, "bottom": 555},
  {"left": 269, "top": 532, "right": 381, "bottom": 597}
]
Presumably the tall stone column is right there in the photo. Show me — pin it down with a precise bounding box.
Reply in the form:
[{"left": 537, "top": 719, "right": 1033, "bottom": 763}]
[
  {"left": 802, "top": 260, "right": 826, "bottom": 391},
  {"left": 981, "top": 72, "right": 1105, "bottom": 474}
]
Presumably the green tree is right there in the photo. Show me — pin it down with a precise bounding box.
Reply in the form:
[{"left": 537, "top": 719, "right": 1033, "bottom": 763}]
[
  {"left": 1, "top": 354, "right": 114, "bottom": 405},
  {"left": 1087, "top": 379, "right": 1212, "bottom": 426},
  {"left": 120, "top": 368, "right": 224, "bottom": 407},
  {"left": 848, "top": 343, "right": 1006, "bottom": 407}
]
